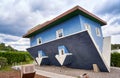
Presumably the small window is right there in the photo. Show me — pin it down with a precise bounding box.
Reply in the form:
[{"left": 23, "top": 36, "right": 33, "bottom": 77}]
[
  {"left": 56, "top": 29, "right": 64, "bottom": 39},
  {"left": 37, "top": 38, "right": 42, "bottom": 45},
  {"left": 59, "top": 49, "right": 65, "bottom": 55},
  {"left": 96, "top": 28, "right": 101, "bottom": 36},
  {"left": 84, "top": 23, "right": 91, "bottom": 33}
]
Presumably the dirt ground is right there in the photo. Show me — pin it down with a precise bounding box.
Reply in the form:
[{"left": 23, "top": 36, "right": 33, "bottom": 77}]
[{"left": 0, "top": 70, "right": 48, "bottom": 78}]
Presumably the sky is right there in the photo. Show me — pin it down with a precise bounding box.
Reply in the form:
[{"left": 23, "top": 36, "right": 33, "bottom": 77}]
[{"left": 0, "top": 0, "right": 120, "bottom": 51}]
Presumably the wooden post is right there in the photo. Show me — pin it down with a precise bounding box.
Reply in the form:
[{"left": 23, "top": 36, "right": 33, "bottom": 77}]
[{"left": 93, "top": 64, "right": 100, "bottom": 72}]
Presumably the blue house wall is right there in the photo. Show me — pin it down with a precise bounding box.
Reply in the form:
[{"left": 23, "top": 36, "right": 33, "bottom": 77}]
[
  {"left": 30, "top": 15, "right": 81, "bottom": 46},
  {"left": 30, "top": 15, "right": 103, "bottom": 52},
  {"left": 79, "top": 15, "right": 103, "bottom": 52}
]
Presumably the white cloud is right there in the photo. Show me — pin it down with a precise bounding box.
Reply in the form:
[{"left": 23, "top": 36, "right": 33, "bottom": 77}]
[
  {"left": 0, "top": 33, "right": 29, "bottom": 51},
  {"left": 111, "top": 35, "right": 120, "bottom": 44},
  {"left": 102, "top": 23, "right": 120, "bottom": 37},
  {"left": 7, "top": 38, "right": 30, "bottom": 51},
  {"left": 0, "top": 0, "right": 120, "bottom": 51}
]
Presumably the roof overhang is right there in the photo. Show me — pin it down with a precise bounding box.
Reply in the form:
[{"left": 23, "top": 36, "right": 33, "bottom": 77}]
[{"left": 23, "top": 6, "right": 107, "bottom": 38}]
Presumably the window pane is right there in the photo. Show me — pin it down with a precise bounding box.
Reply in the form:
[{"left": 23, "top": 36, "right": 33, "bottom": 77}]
[
  {"left": 37, "top": 38, "right": 42, "bottom": 45},
  {"left": 59, "top": 33, "right": 63, "bottom": 37},
  {"left": 59, "top": 49, "right": 64, "bottom": 55}
]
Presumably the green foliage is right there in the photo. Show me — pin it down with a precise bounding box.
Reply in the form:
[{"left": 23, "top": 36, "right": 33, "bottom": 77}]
[
  {"left": 0, "top": 43, "right": 33, "bottom": 71},
  {"left": 0, "top": 65, "right": 13, "bottom": 71},
  {"left": 111, "top": 44, "right": 120, "bottom": 50},
  {"left": 111, "top": 52, "right": 120, "bottom": 67},
  {"left": 0, "top": 52, "right": 33, "bottom": 65},
  {"left": 0, "top": 57, "right": 7, "bottom": 68}
]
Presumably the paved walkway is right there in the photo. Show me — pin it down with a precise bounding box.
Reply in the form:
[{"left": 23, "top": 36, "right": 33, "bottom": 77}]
[
  {"left": 35, "top": 66, "right": 120, "bottom": 78},
  {"left": 35, "top": 69, "right": 76, "bottom": 78}
]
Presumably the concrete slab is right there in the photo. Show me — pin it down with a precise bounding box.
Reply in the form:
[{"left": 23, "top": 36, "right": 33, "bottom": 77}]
[{"left": 35, "top": 69, "right": 76, "bottom": 78}]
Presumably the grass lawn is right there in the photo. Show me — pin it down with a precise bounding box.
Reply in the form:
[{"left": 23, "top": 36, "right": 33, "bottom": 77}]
[
  {"left": 0, "top": 61, "right": 48, "bottom": 78},
  {"left": 0, "top": 68, "right": 48, "bottom": 78},
  {"left": 0, "top": 65, "right": 13, "bottom": 71},
  {"left": 0, "top": 60, "right": 34, "bottom": 71}
]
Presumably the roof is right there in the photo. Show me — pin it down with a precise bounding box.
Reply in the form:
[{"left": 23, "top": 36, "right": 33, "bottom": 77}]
[{"left": 23, "top": 6, "right": 107, "bottom": 38}]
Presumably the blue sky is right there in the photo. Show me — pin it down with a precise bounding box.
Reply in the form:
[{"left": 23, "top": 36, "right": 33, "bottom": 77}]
[{"left": 0, "top": 0, "right": 120, "bottom": 51}]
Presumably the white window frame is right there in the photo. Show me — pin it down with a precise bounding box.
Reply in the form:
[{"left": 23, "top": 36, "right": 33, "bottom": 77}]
[
  {"left": 96, "top": 27, "right": 101, "bottom": 36},
  {"left": 84, "top": 23, "right": 91, "bottom": 34},
  {"left": 56, "top": 29, "right": 64, "bottom": 39},
  {"left": 59, "top": 48, "right": 65, "bottom": 55},
  {"left": 37, "top": 38, "right": 42, "bottom": 45}
]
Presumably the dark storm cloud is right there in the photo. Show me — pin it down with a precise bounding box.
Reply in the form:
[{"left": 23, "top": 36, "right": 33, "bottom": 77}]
[
  {"left": 0, "top": 0, "right": 62, "bottom": 37},
  {"left": 0, "top": 19, "right": 29, "bottom": 36},
  {"left": 94, "top": 0, "right": 120, "bottom": 37},
  {"left": 94, "top": 0, "right": 120, "bottom": 25},
  {"left": 0, "top": 0, "right": 76, "bottom": 37},
  {"left": 95, "top": 0, "right": 120, "bottom": 15}
]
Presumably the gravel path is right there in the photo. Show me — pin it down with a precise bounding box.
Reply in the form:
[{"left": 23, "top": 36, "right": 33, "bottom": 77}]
[{"left": 35, "top": 65, "right": 120, "bottom": 78}]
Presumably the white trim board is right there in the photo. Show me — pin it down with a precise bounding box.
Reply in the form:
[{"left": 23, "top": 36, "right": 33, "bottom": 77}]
[
  {"left": 29, "top": 30, "right": 87, "bottom": 48},
  {"left": 55, "top": 53, "right": 72, "bottom": 65}
]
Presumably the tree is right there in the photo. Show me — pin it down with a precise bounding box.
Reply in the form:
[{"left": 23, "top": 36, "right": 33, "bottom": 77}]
[{"left": 111, "top": 44, "right": 120, "bottom": 50}]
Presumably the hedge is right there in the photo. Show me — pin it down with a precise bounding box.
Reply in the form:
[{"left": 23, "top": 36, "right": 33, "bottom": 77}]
[
  {"left": 111, "top": 52, "right": 120, "bottom": 67},
  {"left": 0, "top": 52, "right": 33, "bottom": 65},
  {"left": 0, "top": 57, "right": 7, "bottom": 68}
]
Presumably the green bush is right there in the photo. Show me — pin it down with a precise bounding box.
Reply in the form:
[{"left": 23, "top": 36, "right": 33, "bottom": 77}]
[
  {"left": 0, "top": 52, "right": 33, "bottom": 65},
  {"left": 111, "top": 52, "right": 120, "bottom": 67},
  {"left": 0, "top": 57, "right": 7, "bottom": 68}
]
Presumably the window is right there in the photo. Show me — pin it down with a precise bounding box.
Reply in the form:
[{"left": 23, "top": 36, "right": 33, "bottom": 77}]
[
  {"left": 37, "top": 38, "right": 42, "bottom": 45},
  {"left": 96, "top": 28, "right": 101, "bottom": 36},
  {"left": 84, "top": 23, "right": 91, "bottom": 33},
  {"left": 59, "top": 49, "right": 65, "bottom": 55},
  {"left": 56, "top": 29, "right": 64, "bottom": 39}
]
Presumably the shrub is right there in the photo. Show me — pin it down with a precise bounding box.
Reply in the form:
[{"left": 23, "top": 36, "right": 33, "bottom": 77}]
[
  {"left": 0, "top": 52, "right": 33, "bottom": 65},
  {"left": 0, "top": 57, "right": 7, "bottom": 68},
  {"left": 111, "top": 52, "right": 120, "bottom": 67}
]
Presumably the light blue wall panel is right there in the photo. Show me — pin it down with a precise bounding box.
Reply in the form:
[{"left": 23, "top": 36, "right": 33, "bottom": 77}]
[{"left": 58, "top": 45, "right": 69, "bottom": 53}]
